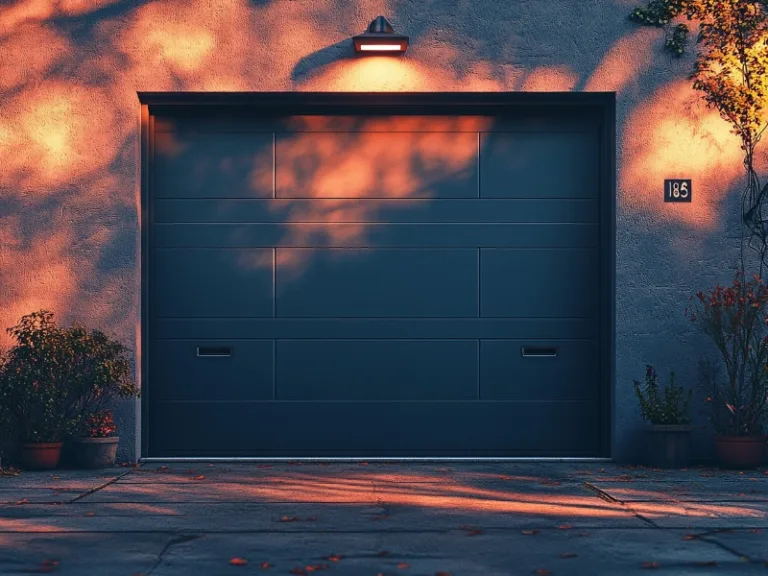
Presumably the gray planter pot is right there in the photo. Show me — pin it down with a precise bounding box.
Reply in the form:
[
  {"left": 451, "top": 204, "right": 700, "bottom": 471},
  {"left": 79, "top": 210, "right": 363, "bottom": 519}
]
[
  {"left": 70, "top": 436, "right": 119, "bottom": 469},
  {"left": 646, "top": 424, "right": 692, "bottom": 469}
]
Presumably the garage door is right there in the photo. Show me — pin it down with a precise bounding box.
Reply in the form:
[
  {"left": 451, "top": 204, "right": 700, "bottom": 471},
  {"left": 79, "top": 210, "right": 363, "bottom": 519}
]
[{"left": 146, "top": 101, "right": 608, "bottom": 457}]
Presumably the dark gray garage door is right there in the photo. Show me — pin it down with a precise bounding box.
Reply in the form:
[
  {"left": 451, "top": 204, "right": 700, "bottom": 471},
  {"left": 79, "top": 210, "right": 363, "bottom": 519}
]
[{"left": 147, "top": 103, "right": 607, "bottom": 457}]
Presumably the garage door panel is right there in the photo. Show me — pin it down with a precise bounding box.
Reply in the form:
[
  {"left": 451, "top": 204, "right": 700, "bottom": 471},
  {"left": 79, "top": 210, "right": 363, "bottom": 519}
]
[
  {"left": 481, "top": 249, "right": 598, "bottom": 318},
  {"left": 154, "top": 319, "right": 598, "bottom": 340},
  {"left": 480, "top": 131, "right": 598, "bottom": 199},
  {"left": 480, "top": 340, "right": 598, "bottom": 401},
  {"left": 151, "top": 340, "right": 273, "bottom": 401},
  {"left": 275, "top": 132, "right": 479, "bottom": 199},
  {"left": 154, "top": 131, "right": 274, "bottom": 199},
  {"left": 154, "top": 199, "right": 599, "bottom": 224},
  {"left": 275, "top": 249, "right": 478, "bottom": 318},
  {"left": 153, "top": 249, "right": 274, "bottom": 318},
  {"left": 148, "top": 400, "right": 600, "bottom": 456},
  {"left": 148, "top": 108, "right": 608, "bottom": 457},
  {"left": 154, "top": 223, "right": 598, "bottom": 248},
  {"left": 275, "top": 340, "right": 478, "bottom": 400}
]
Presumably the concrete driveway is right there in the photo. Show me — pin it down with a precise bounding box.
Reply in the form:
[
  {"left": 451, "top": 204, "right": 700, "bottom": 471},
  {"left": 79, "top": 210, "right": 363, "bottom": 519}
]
[{"left": 1, "top": 462, "right": 767, "bottom": 575}]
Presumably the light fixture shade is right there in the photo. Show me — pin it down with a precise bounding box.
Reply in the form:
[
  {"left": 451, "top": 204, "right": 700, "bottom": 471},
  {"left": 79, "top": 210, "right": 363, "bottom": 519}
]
[{"left": 353, "top": 16, "right": 409, "bottom": 54}]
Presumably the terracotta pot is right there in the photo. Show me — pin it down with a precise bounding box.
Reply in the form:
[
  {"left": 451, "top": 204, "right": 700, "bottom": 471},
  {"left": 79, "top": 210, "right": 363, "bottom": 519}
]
[
  {"left": 70, "top": 437, "right": 119, "bottom": 469},
  {"left": 646, "top": 424, "right": 692, "bottom": 469},
  {"left": 19, "top": 442, "right": 63, "bottom": 470},
  {"left": 714, "top": 436, "right": 767, "bottom": 469}
]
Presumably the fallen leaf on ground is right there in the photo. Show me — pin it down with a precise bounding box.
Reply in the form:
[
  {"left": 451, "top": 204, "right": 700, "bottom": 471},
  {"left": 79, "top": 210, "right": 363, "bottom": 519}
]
[
  {"left": 229, "top": 558, "right": 248, "bottom": 566},
  {"left": 15, "top": 498, "right": 29, "bottom": 505},
  {"left": 260, "top": 562, "right": 272, "bottom": 569},
  {"left": 534, "top": 570, "right": 552, "bottom": 575},
  {"left": 359, "top": 461, "right": 369, "bottom": 466},
  {"left": 557, "top": 524, "right": 572, "bottom": 530},
  {"left": 522, "top": 530, "right": 539, "bottom": 535},
  {"left": 280, "top": 516, "right": 300, "bottom": 522},
  {"left": 682, "top": 534, "right": 699, "bottom": 540},
  {"left": 397, "top": 563, "right": 410, "bottom": 569},
  {"left": 51, "top": 475, "right": 60, "bottom": 480},
  {"left": 641, "top": 561, "right": 660, "bottom": 569},
  {"left": 191, "top": 475, "right": 205, "bottom": 480},
  {"left": 323, "top": 555, "right": 343, "bottom": 562},
  {"left": 558, "top": 552, "right": 578, "bottom": 558},
  {"left": 303, "top": 563, "right": 329, "bottom": 572}
]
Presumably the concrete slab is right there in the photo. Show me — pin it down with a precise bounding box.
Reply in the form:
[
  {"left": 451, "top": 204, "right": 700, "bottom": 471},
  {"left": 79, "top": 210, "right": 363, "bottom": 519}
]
[
  {"left": 0, "top": 532, "right": 171, "bottom": 576},
  {"left": 0, "top": 468, "right": 127, "bottom": 487},
  {"left": 0, "top": 489, "right": 89, "bottom": 504},
  {"left": 81, "top": 480, "right": 380, "bottom": 503},
  {"left": 1, "top": 463, "right": 767, "bottom": 575},
  {"left": 623, "top": 500, "right": 768, "bottom": 529},
  {"left": 2, "top": 529, "right": 762, "bottom": 576},
  {"left": 0, "top": 497, "right": 643, "bottom": 532},
  {"left": 591, "top": 479, "right": 768, "bottom": 502}
]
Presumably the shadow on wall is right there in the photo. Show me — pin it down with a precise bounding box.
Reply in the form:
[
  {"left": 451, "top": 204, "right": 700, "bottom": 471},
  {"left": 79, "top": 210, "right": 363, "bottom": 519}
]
[{"left": 0, "top": 0, "right": 765, "bottom": 461}]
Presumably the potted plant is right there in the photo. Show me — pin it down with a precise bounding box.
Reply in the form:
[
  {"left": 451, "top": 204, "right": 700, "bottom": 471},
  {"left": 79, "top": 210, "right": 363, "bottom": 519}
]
[
  {"left": 60, "top": 318, "right": 138, "bottom": 468},
  {"left": 0, "top": 310, "right": 139, "bottom": 470},
  {"left": 634, "top": 365, "right": 693, "bottom": 468},
  {"left": 688, "top": 272, "right": 768, "bottom": 468},
  {"left": 0, "top": 311, "right": 80, "bottom": 469},
  {"left": 71, "top": 410, "right": 119, "bottom": 468}
]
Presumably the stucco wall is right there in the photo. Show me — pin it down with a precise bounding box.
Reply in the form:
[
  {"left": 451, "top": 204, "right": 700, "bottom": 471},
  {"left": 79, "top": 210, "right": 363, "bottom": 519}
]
[{"left": 1, "top": 0, "right": 764, "bottom": 463}]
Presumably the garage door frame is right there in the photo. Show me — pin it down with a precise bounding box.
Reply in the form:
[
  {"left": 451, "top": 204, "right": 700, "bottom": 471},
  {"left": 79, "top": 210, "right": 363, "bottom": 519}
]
[{"left": 137, "top": 91, "right": 616, "bottom": 460}]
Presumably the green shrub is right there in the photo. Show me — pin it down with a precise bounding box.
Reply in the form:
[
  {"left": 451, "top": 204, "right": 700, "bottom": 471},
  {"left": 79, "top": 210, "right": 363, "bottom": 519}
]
[
  {"left": 634, "top": 365, "right": 692, "bottom": 425},
  {"left": 0, "top": 310, "right": 138, "bottom": 443}
]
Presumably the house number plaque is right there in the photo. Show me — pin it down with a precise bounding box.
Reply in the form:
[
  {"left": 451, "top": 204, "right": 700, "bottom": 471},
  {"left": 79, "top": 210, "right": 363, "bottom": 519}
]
[{"left": 664, "top": 179, "right": 692, "bottom": 203}]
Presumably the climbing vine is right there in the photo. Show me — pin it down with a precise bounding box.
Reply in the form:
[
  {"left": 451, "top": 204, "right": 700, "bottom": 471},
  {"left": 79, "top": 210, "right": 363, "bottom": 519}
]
[{"left": 630, "top": 0, "right": 768, "bottom": 274}]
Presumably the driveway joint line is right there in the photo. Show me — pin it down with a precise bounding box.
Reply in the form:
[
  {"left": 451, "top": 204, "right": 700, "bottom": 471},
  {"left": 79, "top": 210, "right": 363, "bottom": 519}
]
[
  {"left": 146, "top": 533, "right": 202, "bottom": 575},
  {"left": 584, "top": 481, "right": 659, "bottom": 528},
  {"left": 692, "top": 528, "right": 765, "bottom": 563},
  {"left": 66, "top": 470, "right": 133, "bottom": 504}
]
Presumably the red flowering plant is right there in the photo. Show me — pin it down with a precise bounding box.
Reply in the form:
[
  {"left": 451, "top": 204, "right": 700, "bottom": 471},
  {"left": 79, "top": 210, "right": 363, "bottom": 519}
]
[
  {"left": 80, "top": 410, "right": 117, "bottom": 438},
  {"left": 687, "top": 271, "right": 768, "bottom": 436}
]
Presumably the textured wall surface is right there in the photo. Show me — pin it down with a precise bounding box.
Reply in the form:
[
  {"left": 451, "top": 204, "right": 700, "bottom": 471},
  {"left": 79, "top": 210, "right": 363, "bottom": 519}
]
[{"left": 1, "top": 0, "right": 765, "bottom": 463}]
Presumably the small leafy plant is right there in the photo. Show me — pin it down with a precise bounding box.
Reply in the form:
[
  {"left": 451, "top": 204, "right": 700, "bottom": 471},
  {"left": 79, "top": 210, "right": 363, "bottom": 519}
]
[
  {"left": 80, "top": 410, "right": 117, "bottom": 438},
  {"left": 0, "top": 310, "right": 138, "bottom": 443},
  {"left": 634, "top": 365, "right": 693, "bottom": 425}
]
